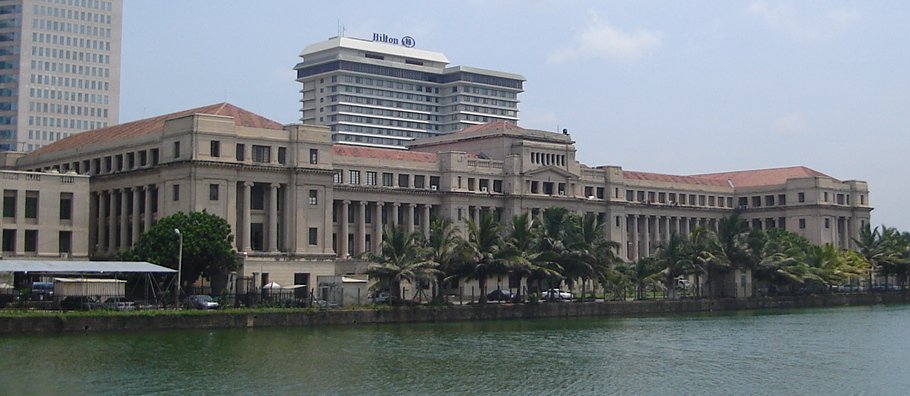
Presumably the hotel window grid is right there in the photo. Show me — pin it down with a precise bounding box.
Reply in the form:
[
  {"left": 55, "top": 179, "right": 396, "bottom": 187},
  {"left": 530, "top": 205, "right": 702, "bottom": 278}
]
[
  {"left": 59, "top": 231, "right": 72, "bottom": 254},
  {"left": 2, "top": 230, "right": 14, "bottom": 252},
  {"left": 2, "top": 192, "right": 14, "bottom": 217}
]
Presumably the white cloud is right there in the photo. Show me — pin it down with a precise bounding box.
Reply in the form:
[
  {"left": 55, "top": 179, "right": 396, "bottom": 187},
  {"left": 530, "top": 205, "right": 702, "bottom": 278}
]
[
  {"left": 774, "top": 112, "right": 809, "bottom": 134},
  {"left": 748, "top": 1, "right": 860, "bottom": 41},
  {"left": 548, "top": 13, "right": 662, "bottom": 64}
]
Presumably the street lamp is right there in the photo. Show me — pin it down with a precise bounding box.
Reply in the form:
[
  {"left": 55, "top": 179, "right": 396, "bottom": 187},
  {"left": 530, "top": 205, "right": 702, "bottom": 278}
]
[{"left": 174, "top": 228, "right": 183, "bottom": 308}]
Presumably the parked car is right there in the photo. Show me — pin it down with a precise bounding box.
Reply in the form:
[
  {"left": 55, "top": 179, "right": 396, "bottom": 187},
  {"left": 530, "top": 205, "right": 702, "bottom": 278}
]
[
  {"left": 102, "top": 297, "right": 135, "bottom": 311},
  {"left": 312, "top": 299, "right": 340, "bottom": 309},
  {"left": 187, "top": 295, "right": 219, "bottom": 310},
  {"left": 543, "top": 289, "right": 573, "bottom": 301},
  {"left": 368, "top": 292, "right": 391, "bottom": 304},
  {"left": 59, "top": 296, "right": 101, "bottom": 311},
  {"left": 836, "top": 284, "right": 860, "bottom": 292},
  {"left": 486, "top": 289, "right": 513, "bottom": 302},
  {"left": 31, "top": 282, "right": 55, "bottom": 300}
]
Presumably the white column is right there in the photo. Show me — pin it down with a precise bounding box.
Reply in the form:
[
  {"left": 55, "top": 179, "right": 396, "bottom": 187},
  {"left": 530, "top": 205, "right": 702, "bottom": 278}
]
[
  {"left": 107, "top": 190, "right": 116, "bottom": 255},
  {"left": 340, "top": 200, "right": 350, "bottom": 258},
  {"left": 131, "top": 187, "right": 141, "bottom": 245},
  {"left": 391, "top": 203, "right": 400, "bottom": 228},
  {"left": 630, "top": 215, "right": 639, "bottom": 260},
  {"left": 242, "top": 182, "right": 252, "bottom": 252},
  {"left": 421, "top": 204, "right": 431, "bottom": 238},
  {"left": 143, "top": 185, "right": 153, "bottom": 232},
  {"left": 405, "top": 203, "right": 415, "bottom": 234},
  {"left": 268, "top": 183, "right": 279, "bottom": 252},
  {"left": 357, "top": 201, "right": 367, "bottom": 255},
  {"left": 375, "top": 201, "right": 385, "bottom": 252},
  {"left": 119, "top": 190, "right": 128, "bottom": 251}
]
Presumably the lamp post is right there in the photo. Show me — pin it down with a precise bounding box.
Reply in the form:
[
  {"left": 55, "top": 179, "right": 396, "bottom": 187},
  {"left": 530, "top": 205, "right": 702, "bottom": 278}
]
[{"left": 174, "top": 228, "right": 183, "bottom": 308}]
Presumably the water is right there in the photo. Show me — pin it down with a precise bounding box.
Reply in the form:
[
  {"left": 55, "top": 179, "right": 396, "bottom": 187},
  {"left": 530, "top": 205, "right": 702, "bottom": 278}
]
[{"left": 2, "top": 305, "right": 909, "bottom": 395}]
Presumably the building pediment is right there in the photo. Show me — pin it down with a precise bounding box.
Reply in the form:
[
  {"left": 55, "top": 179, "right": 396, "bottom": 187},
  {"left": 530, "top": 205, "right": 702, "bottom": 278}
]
[{"left": 524, "top": 165, "right": 578, "bottom": 179}]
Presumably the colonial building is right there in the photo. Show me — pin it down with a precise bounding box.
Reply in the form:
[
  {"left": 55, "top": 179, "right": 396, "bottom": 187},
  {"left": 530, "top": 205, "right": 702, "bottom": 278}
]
[
  {"left": 0, "top": 168, "right": 89, "bottom": 259},
  {"left": 10, "top": 103, "right": 872, "bottom": 296}
]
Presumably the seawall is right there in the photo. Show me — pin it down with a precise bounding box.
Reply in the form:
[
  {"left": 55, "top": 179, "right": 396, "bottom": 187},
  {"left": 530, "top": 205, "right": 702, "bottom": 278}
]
[{"left": 2, "top": 292, "right": 908, "bottom": 335}]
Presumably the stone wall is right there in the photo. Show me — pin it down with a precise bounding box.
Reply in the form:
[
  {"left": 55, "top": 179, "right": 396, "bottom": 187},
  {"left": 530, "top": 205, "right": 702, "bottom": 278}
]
[{"left": 2, "top": 293, "right": 908, "bottom": 335}]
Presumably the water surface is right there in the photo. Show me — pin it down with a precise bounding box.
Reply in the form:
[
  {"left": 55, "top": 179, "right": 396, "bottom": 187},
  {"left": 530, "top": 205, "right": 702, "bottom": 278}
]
[{"left": 1, "top": 305, "right": 907, "bottom": 395}]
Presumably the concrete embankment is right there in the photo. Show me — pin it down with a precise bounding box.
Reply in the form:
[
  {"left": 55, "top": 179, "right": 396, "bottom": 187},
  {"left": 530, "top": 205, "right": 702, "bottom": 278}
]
[{"left": 2, "top": 292, "right": 908, "bottom": 335}]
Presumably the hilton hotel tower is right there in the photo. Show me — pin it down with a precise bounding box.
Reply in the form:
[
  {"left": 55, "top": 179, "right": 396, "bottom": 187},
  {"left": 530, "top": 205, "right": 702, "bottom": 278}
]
[{"left": 295, "top": 35, "right": 525, "bottom": 149}]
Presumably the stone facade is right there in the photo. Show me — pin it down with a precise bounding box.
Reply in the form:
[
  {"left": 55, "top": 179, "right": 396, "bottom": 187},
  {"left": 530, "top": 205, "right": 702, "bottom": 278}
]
[{"left": 10, "top": 103, "right": 872, "bottom": 291}]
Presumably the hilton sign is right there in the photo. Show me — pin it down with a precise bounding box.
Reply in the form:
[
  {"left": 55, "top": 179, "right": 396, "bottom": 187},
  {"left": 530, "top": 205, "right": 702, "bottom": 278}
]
[{"left": 372, "top": 33, "right": 416, "bottom": 48}]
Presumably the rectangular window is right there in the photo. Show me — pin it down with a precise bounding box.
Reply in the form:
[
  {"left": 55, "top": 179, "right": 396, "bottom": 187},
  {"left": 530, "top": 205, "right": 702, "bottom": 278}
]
[
  {"left": 235, "top": 143, "right": 245, "bottom": 161},
  {"left": 825, "top": 218, "right": 830, "bottom": 228},
  {"left": 765, "top": 195, "right": 775, "bottom": 206},
  {"left": 798, "top": 192, "right": 805, "bottom": 203},
  {"left": 209, "top": 184, "right": 219, "bottom": 201},
  {"left": 277, "top": 147, "right": 287, "bottom": 164},
  {"left": 59, "top": 231, "right": 71, "bottom": 254},
  {"left": 751, "top": 196, "right": 761, "bottom": 207},
  {"left": 25, "top": 192, "right": 38, "bottom": 219},
  {"left": 151, "top": 149, "right": 160, "bottom": 165},
  {"left": 251, "top": 145, "right": 271, "bottom": 163},
  {"left": 349, "top": 170, "right": 361, "bottom": 185},
  {"left": 24, "top": 230, "right": 37, "bottom": 252},
  {"left": 250, "top": 184, "right": 265, "bottom": 210},
  {"left": 366, "top": 171, "right": 377, "bottom": 186},
  {"left": 398, "top": 174, "right": 410, "bottom": 188},
  {"left": 309, "top": 189, "right": 318, "bottom": 205},
  {"left": 414, "top": 175, "right": 425, "bottom": 189},
  {"left": 2, "top": 192, "right": 14, "bottom": 218},
  {"left": 139, "top": 151, "right": 147, "bottom": 166},
  {"left": 333, "top": 170, "right": 343, "bottom": 184},
  {"left": 382, "top": 173, "right": 394, "bottom": 187},
  {"left": 493, "top": 180, "right": 503, "bottom": 193},
  {"left": 596, "top": 187, "right": 605, "bottom": 199},
  {"left": 173, "top": 141, "right": 180, "bottom": 158},
  {"left": 210, "top": 140, "right": 220, "bottom": 157},
  {"left": 309, "top": 149, "right": 318, "bottom": 164},
  {"left": 778, "top": 194, "right": 787, "bottom": 205},
  {"left": 59, "top": 193, "right": 72, "bottom": 220},
  {"left": 172, "top": 185, "right": 180, "bottom": 201},
  {"left": 1, "top": 229, "right": 14, "bottom": 252},
  {"left": 823, "top": 192, "right": 828, "bottom": 202},
  {"left": 308, "top": 227, "right": 318, "bottom": 245},
  {"left": 799, "top": 218, "right": 806, "bottom": 229},
  {"left": 626, "top": 190, "right": 634, "bottom": 201}
]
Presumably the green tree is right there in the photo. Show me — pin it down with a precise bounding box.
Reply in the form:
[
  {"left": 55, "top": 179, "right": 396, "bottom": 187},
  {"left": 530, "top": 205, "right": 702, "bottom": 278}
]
[
  {"left": 365, "top": 225, "right": 437, "bottom": 302},
  {"left": 122, "top": 211, "right": 238, "bottom": 293},
  {"left": 505, "top": 213, "right": 560, "bottom": 300},
  {"left": 421, "top": 217, "right": 462, "bottom": 303},
  {"left": 451, "top": 211, "right": 515, "bottom": 303}
]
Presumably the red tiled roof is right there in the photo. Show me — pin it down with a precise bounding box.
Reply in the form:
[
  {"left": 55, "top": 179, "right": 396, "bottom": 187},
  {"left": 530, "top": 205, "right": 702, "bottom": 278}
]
[
  {"left": 623, "top": 170, "right": 729, "bottom": 187},
  {"left": 692, "top": 166, "right": 833, "bottom": 188},
  {"left": 332, "top": 145, "right": 438, "bottom": 163},
  {"left": 458, "top": 120, "right": 523, "bottom": 133},
  {"left": 30, "top": 103, "right": 283, "bottom": 156}
]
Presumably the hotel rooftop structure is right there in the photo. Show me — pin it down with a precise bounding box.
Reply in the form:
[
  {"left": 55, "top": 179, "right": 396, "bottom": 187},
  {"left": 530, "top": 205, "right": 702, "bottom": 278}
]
[
  {"left": 294, "top": 36, "right": 524, "bottom": 149},
  {"left": 6, "top": 103, "right": 872, "bottom": 289}
]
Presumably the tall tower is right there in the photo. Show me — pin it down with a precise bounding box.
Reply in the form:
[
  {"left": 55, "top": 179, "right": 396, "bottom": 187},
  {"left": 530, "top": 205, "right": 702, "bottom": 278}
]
[
  {"left": 0, "top": 0, "right": 122, "bottom": 152},
  {"left": 295, "top": 35, "right": 524, "bottom": 149}
]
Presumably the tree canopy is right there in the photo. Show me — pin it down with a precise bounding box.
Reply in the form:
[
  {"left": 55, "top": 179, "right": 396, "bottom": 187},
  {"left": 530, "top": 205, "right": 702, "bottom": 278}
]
[{"left": 121, "top": 211, "right": 238, "bottom": 290}]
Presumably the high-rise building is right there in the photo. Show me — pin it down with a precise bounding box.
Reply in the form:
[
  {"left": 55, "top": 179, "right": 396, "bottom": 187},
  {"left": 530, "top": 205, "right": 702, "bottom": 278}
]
[
  {"left": 295, "top": 35, "right": 524, "bottom": 149},
  {"left": 0, "top": 0, "right": 121, "bottom": 152}
]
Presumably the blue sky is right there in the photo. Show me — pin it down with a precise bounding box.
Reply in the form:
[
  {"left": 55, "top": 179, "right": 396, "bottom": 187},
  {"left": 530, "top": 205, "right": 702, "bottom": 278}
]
[{"left": 121, "top": 1, "right": 909, "bottom": 230}]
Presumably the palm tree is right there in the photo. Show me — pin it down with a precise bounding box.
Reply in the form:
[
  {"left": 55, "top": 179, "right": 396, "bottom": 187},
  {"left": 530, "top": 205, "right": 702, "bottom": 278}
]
[
  {"left": 455, "top": 211, "right": 514, "bottom": 303},
  {"left": 654, "top": 233, "right": 696, "bottom": 299},
  {"left": 422, "top": 217, "right": 461, "bottom": 303},
  {"left": 565, "top": 212, "right": 621, "bottom": 300},
  {"left": 505, "top": 213, "right": 560, "bottom": 301},
  {"left": 364, "top": 225, "right": 438, "bottom": 302}
]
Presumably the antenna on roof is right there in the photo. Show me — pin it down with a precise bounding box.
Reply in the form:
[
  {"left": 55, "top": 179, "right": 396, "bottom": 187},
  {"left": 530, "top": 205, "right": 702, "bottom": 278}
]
[{"left": 727, "top": 179, "right": 735, "bottom": 189}]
